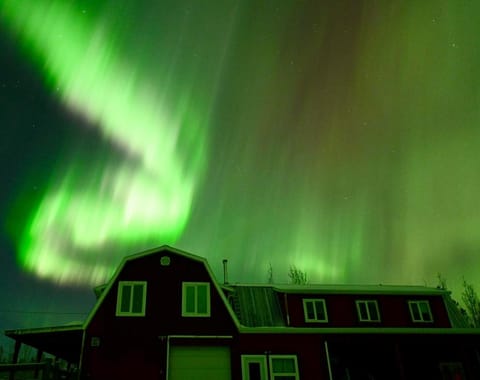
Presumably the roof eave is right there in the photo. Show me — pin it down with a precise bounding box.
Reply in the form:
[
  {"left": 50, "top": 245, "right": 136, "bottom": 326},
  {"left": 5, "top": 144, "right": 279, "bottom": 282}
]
[
  {"left": 5, "top": 324, "right": 83, "bottom": 337},
  {"left": 238, "top": 326, "right": 480, "bottom": 334}
]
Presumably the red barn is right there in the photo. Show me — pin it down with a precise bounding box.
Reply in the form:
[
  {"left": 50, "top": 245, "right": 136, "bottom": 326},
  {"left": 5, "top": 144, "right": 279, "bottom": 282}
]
[{"left": 5, "top": 246, "right": 480, "bottom": 379}]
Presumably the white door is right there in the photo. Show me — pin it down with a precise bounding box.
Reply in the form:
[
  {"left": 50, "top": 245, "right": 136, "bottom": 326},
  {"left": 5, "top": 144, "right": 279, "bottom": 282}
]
[
  {"left": 241, "top": 355, "right": 268, "bottom": 380},
  {"left": 169, "top": 345, "right": 231, "bottom": 380}
]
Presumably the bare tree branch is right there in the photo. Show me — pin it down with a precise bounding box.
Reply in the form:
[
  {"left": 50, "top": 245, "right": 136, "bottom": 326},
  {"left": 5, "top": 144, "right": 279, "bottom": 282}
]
[{"left": 288, "top": 266, "right": 308, "bottom": 285}]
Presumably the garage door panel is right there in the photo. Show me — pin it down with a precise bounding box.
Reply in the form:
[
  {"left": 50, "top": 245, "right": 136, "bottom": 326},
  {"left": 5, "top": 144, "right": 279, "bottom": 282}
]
[{"left": 169, "top": 345, "right": 231, "bottom": 380}]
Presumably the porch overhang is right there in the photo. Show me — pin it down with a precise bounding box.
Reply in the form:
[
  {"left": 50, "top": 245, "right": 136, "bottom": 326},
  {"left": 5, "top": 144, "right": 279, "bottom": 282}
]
[{"left": 4, "top": 324, "right": 83, "bottom": 363}]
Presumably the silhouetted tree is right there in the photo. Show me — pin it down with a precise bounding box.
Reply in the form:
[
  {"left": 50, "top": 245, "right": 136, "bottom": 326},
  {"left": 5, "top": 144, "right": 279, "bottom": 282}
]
[
  {"left": 437, "top": 273, "right": 477, "bottom": 327},
  {"left": 288, "top": 266, "right": 308, "bottom": 284},
  {"left": 461, "top": 278, "right": 480, "bottom": 327},
  {"left": 437, "top": 273, "right": 447, "bottom": 290},
  {"left": 267, "top": 263, "right": 274, "bottom": 284}
]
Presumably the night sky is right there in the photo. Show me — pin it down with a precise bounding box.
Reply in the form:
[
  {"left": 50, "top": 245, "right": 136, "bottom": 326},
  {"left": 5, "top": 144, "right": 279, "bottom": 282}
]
[{"left": 1, "top": 0, "right": 480, "bottom": 338}]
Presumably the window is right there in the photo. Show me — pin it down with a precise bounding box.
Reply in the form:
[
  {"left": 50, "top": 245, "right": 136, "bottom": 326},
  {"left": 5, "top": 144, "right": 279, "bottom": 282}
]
[
  {"left": 356, "top": 300, "right": 380, "bottom": 322},
  {"left": 269, "top": 355, "right": 299, "bottom": 380},
  {"left": 160, "top": 256, "right": 171, "bottom": 266},
  {"left": 241, "top": 355, "right": 267, "bottom": 380},
  {"left": 303, "top": 299, "right": 328, "bottom": 322},
  {"left": 116, "top": 281, "right": 147, "bottom": 316},
  {"left": 182, "top": 282, "right": 211, "bottom": 317},
  {"left": 409, "top": 300, "right": 433, "bottom": 322}
]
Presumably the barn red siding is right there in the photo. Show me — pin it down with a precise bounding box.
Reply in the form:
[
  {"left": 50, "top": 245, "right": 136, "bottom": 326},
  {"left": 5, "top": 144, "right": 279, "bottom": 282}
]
[
  {"left": 6, "top": 245, "right": 480, "bottom": 380},
  {"left": 76, "top": 247, "right": 466, "bottom": 380},
  {"left": 286, "top": 293, "right": 451, "bottom": 328},
  {"left": 233, "top": 332, "right": 479, "bottom": 380},
  {"left": 234, "top": 333, "right": 330, "bottom": 380},
  {"left": 82, "top": 248, "right": 237, "bottom": 380}
]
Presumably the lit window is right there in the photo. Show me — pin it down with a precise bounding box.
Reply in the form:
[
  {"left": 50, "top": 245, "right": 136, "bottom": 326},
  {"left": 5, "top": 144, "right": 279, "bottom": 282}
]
[
  {"left": 182, "top": 282, "right": 210, "bottom": 317},
  {"left": 303, "top": 299, "right": 328, "bottom": 322},
  {"left": 116, "top": 281, "right": 147, "bottom": 316},
  {"left": 409, "top": 300, "right": 433, "bottom": 322},
  {"left": 269, "top": 355, "right": 299, "bottom": 380},
  {"left": 356, "top": 300, "right": 380, "bottom": 322}
]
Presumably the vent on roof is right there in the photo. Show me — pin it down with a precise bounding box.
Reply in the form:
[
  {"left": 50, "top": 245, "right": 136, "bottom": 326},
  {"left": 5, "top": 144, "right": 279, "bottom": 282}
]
[
  {"left": 223, "top": 259, "right": 228, "bottom": 284},
  {"left": 160, "top": 256, "right": 171, "bottom": 266}
]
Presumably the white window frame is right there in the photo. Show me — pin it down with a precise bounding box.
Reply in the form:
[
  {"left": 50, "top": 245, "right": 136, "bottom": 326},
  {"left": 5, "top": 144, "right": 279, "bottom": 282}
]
[
  {"left": 356, "top": 300, "right": 380, "bottom": 322},
  {"left": 182, "top": 282, "right": 211, "bottom": 317},
  {"left": 303, "top": 298, "right": 328, "bottom": 323},
  {"left": 241, "top": 355, "right": 268, "bottom": 380},
  {"left": 408, "top": 300, "right": 433, "bottom": 322},
  {"left": 269, "top": 355, "right": 299, "bottom": 380},
  {"left": 116, "top": 281, "right": 147, "bottom": 316}
]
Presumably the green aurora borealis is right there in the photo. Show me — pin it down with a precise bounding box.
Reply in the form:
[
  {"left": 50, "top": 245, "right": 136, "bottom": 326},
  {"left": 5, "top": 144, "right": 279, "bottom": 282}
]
[
  {"left": 2, "top": 0, "right": 214, "bottom": 284},
  {"left": 1, "top": 0, "right": 480, "bottom": 301}
]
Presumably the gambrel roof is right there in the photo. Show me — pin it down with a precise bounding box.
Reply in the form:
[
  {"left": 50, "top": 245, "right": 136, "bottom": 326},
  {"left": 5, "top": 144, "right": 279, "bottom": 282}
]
[{"left": 83, "top": 245, "right": 241, "bottom": 329}]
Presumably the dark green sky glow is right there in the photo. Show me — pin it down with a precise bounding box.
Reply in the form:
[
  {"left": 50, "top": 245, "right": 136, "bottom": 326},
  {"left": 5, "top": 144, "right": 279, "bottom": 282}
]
[{"left": 1, "top": 0, "right": 479, "bottom": 329}]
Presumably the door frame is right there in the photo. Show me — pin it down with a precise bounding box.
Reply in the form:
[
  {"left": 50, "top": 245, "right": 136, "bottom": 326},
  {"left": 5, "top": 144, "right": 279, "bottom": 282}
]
[{"left": 241, "top": 355, "right": 268, "bottom": 380}]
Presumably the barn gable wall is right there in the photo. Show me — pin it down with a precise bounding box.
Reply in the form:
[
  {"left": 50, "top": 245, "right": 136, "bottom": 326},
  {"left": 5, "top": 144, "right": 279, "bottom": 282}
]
[{"left": 82, "top": 247, "right": 237, "bottom": 379}]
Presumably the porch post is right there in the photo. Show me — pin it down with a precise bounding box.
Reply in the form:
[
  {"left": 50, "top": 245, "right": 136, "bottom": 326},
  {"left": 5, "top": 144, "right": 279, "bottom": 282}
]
[
  {"left": 34, "top": 349, "right": 43, "bottom": 378},
  {"left": 12, "top": 340, "right": 21, "bottom": 363}
]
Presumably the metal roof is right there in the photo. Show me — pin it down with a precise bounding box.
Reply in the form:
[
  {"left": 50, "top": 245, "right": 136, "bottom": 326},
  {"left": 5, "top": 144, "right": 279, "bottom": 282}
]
[
  {"left": 230, "top": 283, "right": 448, "bottom": 295},
  {"left": 4, "top": 324, "right": 83, "bottom": 363},
  {"left": 230, "top": 286, "right": 285, "bottom": 327}
]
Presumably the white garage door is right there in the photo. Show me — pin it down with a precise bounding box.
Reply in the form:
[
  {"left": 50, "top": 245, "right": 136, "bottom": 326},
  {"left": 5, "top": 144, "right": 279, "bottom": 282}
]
[{"left": 169, "top": 345, "right": 231, "bottom": 380}]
